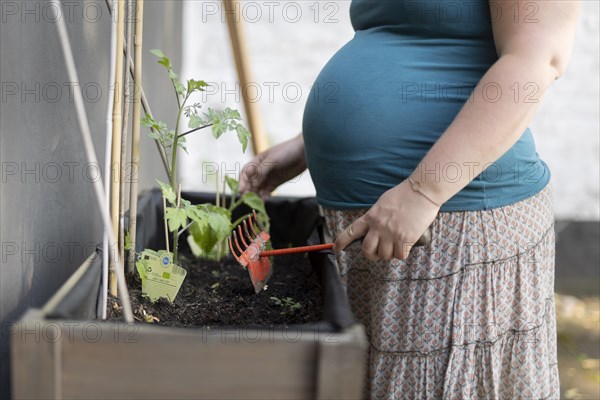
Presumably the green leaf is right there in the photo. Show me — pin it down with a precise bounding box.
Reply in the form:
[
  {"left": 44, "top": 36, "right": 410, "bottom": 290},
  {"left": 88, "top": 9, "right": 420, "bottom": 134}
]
[
  {"left": 186, "top": 205, "right": 206, "bottom": 225},
  {"left": 270, "top": 296, "right": 282, "bottom": 305},
  {"left": 207, "top": 210, "right": 231, "bottom": 238},
  {"left": 156, "top": 179, "right": 176, "bottom": 205},
  {"left": 188, "top": 205, "right": 232, "bottom": 256},
  {"left": 256, "top": 210, "right": 271, "bottom": 234},
  {"left": 124, "top": 231, "right": 133, "bottom": 251},
  {"left": 150, "top": 49, "right": 172, "bottom": 71},
  {"left": 211, "top": 119, "right": 226, "bottom": 139},
  {"left": 150, "top": 49, "right": 165, "bottom": 58},
  {"left": 200, "top": 107, "right": 251, "bottom": 149},
  {"left": 141, "top": 114, "right": 173, "bottom": 149},
  {"left": 187, "top": 79, "right": 209, "bottom": 94},
  {"left": 158, "top": 57, "right": 171, "bottom": 69},
  {"left": 150, "top": 49, "right": 185, "bottom": 98},
  {"left": 188, "top": 114, "right": 204, "bottom": 130},
  {"left": 235, "top": 124, "right": 251, "bottom": 153},
  {"left": 189, "top": 222, "right": 217, "bottom": 254},
  {"left": 225, "top": 176, "right": 239, "bottom": 194},
  {"left": 168, "top": 70, "right": 186, "bottom": 95},
  {"left": 180, "top": 198, "right": 192, "bottom": 208},
  {"left": 141, "top": 114, "right": 155, "bottom": 127},
  {"left": 241, "top": 192, "right": 267, "bottom": 215},
  {"left": 165, "top": 207, "right": 187, "bottom": 232},
  {"left": 178, "top": 136, "right": 189, "bottom": 154},
  {"left": 147, "top": 129, "right": 160, "bottom": 140},
  {"left": 223, "top": 107, "right": 241, "bottom": 120}
]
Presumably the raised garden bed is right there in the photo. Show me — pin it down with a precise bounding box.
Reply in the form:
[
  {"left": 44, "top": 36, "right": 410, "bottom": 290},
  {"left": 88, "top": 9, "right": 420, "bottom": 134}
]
[{"left": 11, "top": 190, "right": 367, "bottom": 400}]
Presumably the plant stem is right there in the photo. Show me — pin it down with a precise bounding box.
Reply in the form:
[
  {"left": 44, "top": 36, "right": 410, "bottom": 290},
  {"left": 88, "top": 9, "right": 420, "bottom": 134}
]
[
  {"left": 178, "top": 123, "right": 213, "bottom": 138},
  {"left": 231, "top": 213, "right": 253, "bottom": 229},
  {"left": 169, "top": 95, "right": 188, "bottom": 263},
  {"left": 172, "top": 81, "right": 181, "bottom": 109},
  {"left": 150, "top": 127, "right": 171, "bottom": 176},
  {"left": 170, "top": 113, "right": 182, "bottom": 262},
  {"left": 177, "top": 221, "right": 194, "bottom": 236},
  {"left": 228, "top": 196, "right": 243, "bottom": 212}
]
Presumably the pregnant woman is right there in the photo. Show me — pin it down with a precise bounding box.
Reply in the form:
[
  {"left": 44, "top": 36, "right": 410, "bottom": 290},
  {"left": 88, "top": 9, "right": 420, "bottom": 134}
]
[{"left": 240, "top": 1, "right": 579, "bottom": 398}]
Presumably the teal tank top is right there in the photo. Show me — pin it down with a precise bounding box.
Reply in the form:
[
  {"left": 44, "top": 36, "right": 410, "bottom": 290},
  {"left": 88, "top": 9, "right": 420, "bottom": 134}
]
[{"left": 302, "top": 0, "right": 550, "bottom": 211}]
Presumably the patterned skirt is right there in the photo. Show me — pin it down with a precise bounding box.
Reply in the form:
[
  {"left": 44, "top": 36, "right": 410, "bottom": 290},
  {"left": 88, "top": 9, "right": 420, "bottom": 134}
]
[{"left": 323, "top": 185, "right": 559, "bottom": 400}]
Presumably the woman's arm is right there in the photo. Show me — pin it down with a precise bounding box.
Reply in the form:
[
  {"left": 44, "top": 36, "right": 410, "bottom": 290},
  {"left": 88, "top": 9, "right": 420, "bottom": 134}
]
[
  {"left": 414, "top": 0, "right": 580, "bottom": 204},
  {"left": 335, "top": 0, "right": 580, "bottom": 260},
  {"left": 238, "top": 133, "right": 307, "bottom": 198}
]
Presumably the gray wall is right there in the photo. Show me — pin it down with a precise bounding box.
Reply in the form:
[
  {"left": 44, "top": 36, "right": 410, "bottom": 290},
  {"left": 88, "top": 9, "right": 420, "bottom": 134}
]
[{"left": 0, "top": 0, "right": 182, "bottom": 396}]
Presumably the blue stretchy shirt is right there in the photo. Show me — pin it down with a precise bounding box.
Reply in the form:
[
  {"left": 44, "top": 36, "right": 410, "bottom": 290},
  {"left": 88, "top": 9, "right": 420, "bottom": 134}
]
[{"left": 302, "top": 0, "right": 550, "bottom": 211}]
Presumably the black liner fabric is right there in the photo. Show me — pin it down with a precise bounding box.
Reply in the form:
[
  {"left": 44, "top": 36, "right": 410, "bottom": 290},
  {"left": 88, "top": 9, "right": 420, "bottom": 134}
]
[
  {"left": 47, "top": 245, "right": 103, "bottom": 321},
  {"left": 48, "top": 189, "right": 356, "bottom": 331}
]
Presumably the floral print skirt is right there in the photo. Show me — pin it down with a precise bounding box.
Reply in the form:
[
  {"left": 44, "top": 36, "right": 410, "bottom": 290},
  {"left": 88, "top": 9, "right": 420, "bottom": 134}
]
[{"left": 323, "top": 185, "right": 559, "bottom": 399}]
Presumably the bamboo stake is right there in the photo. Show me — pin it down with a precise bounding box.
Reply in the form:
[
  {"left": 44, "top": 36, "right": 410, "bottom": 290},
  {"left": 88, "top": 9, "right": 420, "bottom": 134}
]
[
  {"left": 221, "top": 178, "right": 227, "bottom": 256},
  {"left": 127, "top": 0, "right": 144, "bottom": 271},
  {"left": 119, "top": 0, "right": 134, "bottom": 270},
  {"left": 101, "top": 0, "right": 118, "bottom": 319},
  {"left": 222, "top": 0, "right": 269, "bottom": 155},
  {"left": 163, "top": 196, "right": 169, "bottom": 254},
  {"left": 215, "top": 169, "right": 220, "bottom": 208},
  {"left": 49, "top": 0, "right": 133, "bottom": 322},
  {"left": 109, "top": 0, "right": 126, "bottom": 296},
  {"left": 221, "top": 178, "right": 226, "bottom": 212},
  {"left": 103, "top": 0, "right": 170, "bottom": 179}
]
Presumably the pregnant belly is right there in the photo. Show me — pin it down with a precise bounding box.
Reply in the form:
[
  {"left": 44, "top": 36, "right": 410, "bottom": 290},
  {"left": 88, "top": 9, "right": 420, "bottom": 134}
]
[{"left": 303, "top": 31, "right": 491, "bottom": 195}]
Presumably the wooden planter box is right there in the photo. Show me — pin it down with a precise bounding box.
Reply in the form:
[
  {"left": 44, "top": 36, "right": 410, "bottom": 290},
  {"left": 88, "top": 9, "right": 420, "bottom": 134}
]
[{"left": 11, "top": 191, "right": 367, "bottom": 400}]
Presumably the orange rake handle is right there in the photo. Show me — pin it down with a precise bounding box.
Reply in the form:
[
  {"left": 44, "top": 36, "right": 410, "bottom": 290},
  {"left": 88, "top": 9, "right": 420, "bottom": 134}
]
[
  {"left": 258, "top": 228, "right": 432, "bottom": 258},
  {"left": 259, "top": 243, "right": 334, "bottom": 257}
]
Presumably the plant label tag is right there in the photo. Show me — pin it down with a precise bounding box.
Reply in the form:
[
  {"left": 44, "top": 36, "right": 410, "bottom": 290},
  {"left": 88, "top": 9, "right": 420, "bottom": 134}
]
[{"left": 135, "top": 250, "right": 186, "bottom": 302}]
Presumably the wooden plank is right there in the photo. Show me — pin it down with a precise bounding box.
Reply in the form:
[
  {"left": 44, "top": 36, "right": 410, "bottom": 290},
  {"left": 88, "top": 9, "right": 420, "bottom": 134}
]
[
  {"left": 11, "top": 310, "right": 60, "bottom": 399},
  {"left": 315, "top": 324, "right": 368, "bottom": 400},
  {"left": 12, "top": 313, "right": 366, "bottom": 399},
  {"left": 59, "top": 323, "right": 321, "bottom": 399}
]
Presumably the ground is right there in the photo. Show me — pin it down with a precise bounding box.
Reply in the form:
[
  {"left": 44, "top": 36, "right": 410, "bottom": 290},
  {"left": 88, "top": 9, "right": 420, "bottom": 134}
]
[{"left": 556, "top": 294, "right": 600, "bottom": 399}]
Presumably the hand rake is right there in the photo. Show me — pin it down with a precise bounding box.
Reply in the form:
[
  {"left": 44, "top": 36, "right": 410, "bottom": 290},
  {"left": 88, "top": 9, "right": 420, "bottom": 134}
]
[{"left": 229, "top": 211, "right": 432, "bottom": 294}]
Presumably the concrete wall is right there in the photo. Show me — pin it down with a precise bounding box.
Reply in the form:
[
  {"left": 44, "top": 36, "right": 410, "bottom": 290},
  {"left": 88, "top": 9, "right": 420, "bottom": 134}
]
[
  {"left": 181, "top": 0, "right": 599, "bottom": 221},
  {"left": 0, "top": 0, "right": 182, "bottom": 396}
]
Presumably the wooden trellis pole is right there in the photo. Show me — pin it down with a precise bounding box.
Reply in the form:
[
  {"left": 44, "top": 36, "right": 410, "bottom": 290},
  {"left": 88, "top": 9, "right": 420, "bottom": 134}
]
[
  {"left": 119, "top": 0, "right": 133, "bottom": 270},
  {"left": 223, "top": 0, "right": 269, "bottom": 155},
  {"left": 109, "top": 0, "right": 126, "bottom": 296},
  {"left": 127, "top": 0, "right": 145, "bottom": 270}
]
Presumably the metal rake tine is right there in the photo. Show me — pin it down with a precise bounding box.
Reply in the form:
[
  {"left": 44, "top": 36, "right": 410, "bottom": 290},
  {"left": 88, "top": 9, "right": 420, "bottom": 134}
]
[
  {"left": 232, "top": 230, "right": 245, "bottom": 256},
  {"left": 242, "top": 219, "right": 255, "bottom": 243},
  {"left": 248, "top": 210, "right": 261, "bottom": 236},
  {"left": 237, "top": 225, "right": 249, "bottom": 248},
  {"left": 228, "top": 236, "right": 240, "bottom": 262}
]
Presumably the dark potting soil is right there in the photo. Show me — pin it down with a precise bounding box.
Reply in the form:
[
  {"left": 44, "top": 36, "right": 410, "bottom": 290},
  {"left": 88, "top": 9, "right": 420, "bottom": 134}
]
[{"left": 107, "top": 250, "right": 324, "bottom": 328}]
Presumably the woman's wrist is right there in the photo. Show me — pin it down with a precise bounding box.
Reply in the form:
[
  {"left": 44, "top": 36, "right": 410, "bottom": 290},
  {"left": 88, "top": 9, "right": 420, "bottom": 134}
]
[
  {"left": 407, "top": 176, "right": 442, "bottom": 208},
  {"left": 407, "top": 167, "right": 451, "bottom": 208}
]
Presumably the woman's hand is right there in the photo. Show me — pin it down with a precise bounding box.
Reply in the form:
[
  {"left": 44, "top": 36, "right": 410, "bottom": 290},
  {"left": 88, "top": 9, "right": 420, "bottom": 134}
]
[
  {"left": 239, "top": 133, "right": 307, "bottom": 198},
  {"left": 333, "top": 179, "right": 439, "bottom": 261}
]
